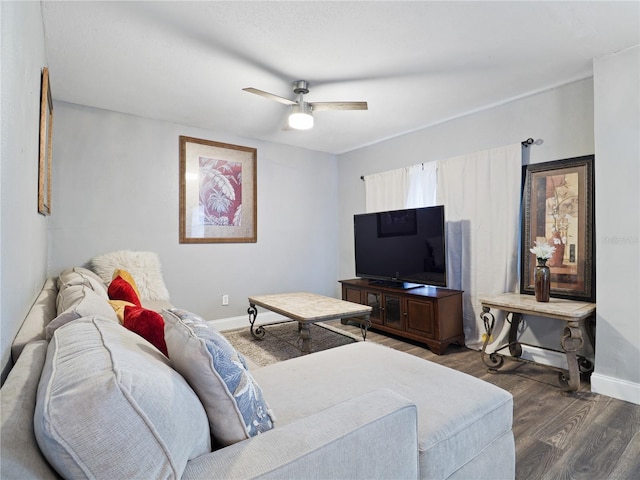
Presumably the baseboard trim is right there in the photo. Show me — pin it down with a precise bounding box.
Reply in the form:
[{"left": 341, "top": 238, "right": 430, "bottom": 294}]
[
  {"left": 591, "top": 372, "right": 640, "bottom": 405},
  {"left": 521, "top": 346, "right": 640, "bottom": 405},
  {"left": 208, "top": 311, "right": 289, "bottom": 332}
]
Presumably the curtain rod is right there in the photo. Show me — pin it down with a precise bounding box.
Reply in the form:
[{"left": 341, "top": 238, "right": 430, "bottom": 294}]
[{"left": 360, "top": 138, "right": 536, "bottom": 180}]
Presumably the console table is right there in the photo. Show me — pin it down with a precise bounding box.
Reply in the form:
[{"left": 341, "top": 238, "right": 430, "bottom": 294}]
[{"left": 479, "top": 293, "right": 596, "bottom": 392}]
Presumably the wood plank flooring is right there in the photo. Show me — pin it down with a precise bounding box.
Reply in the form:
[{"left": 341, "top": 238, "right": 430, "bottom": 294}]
[{"left": 326, "top": 320, "right": 640, "bottom": 480}]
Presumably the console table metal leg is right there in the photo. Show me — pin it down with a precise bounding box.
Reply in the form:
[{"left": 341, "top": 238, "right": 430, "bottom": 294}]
[
  {"left": 248, "top": 304, "right": 265, "bottom": 340},
  {"left": 559, "top": 320, "right": 584, "bottom": 392},
  {"left": 507, "top": 312, "right": 523, "bottom": 357},
  {"left": 480, "top": 307, "right": 504, "bottom": 369}
]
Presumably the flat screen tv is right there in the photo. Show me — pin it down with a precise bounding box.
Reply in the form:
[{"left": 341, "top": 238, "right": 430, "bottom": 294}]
[{"left": 354, "top": 205, "right": 447, "bottom": 288}]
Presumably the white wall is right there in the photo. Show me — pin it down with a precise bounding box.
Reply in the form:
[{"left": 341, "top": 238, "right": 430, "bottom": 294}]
[
  {"left": 0, "top": 1, "right": 50, "bottom": 380},
  {"left": 49, "top": 102, "right": 339, "bottom": 323},
  {"left": 2, "top": 3, "right": 636, "bottom": 404},
  {"left": 591, "top": 45, "right": 640, "bottom": 404},
  {"left": 337, "top": 79, "right": 595, "bottom": 282},
  {"left": 337, "top": 79, "right": 595, "bottom": 351},
  {"left": 338, "top": 75, "right": 640, "bottom": 404}
]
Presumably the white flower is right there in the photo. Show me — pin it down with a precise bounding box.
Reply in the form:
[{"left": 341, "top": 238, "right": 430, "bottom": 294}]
[{"left": 530, "top": 240, "right": 556, "bottom": 260}]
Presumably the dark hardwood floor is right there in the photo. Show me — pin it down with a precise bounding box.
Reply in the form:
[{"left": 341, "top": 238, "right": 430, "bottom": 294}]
[{"left": 326, "top": 320, "right": 640, "bottom": 480}]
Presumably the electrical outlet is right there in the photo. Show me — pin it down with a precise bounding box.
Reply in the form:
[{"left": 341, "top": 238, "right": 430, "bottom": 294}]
[{"left": 222, "top": 294, "right": 229, "bottom": 306}]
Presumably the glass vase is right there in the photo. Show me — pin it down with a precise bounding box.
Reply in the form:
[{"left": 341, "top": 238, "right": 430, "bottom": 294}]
[{"left": 534, "top": 258, "right": 551, "bottom": 302}]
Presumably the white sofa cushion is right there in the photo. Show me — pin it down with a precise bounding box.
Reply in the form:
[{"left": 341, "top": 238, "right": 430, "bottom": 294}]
[
  {"left": 163, "top": 309, "right": 275, "bottom": 447},
  {"left": 1, "top": 341, "right": 59, "bottom": 479},
  {"left": 252, "top": 341, "right": 514, "bottom": 480},
  {"left": 56, "top": 283, "right": 111, "bottom": 316},
  {"left": 11, "top": 278, "right": 58, "bottom": 362},
  {"left": 90, "top": 250, "right": 170, "bottom": 301},
  {"left": 46, "top": 285, "right": 118, "bottom": 339},
  {"left": 57, "top": 267, "right": 108, "bottom": 298},
  {"left": 34, "top": 317, "right": 211, "bottom": 479}
]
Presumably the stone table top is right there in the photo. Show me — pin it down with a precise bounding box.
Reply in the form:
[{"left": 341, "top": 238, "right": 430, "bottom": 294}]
[
  {"left": 248, "top": 292, "right": 372, "bottom": 323},
  {"left": 479, "top": 292, "right": 596, "bottom": 321}
]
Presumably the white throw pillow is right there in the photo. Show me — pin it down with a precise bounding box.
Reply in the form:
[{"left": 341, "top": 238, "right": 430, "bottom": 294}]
[
  {"left": 163, "top": 308, "right": 275, "bottom": 447},
  {"left": 35, "top": 317, "right": 211, "bottom": 479},
  {"left": 90, "top": 250, "right": 170, "bottom": 301}
]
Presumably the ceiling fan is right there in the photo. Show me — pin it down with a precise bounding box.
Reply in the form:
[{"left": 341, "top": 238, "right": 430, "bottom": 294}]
[{"left": 243, "top": 80, "right": 368, "bottom": 130}]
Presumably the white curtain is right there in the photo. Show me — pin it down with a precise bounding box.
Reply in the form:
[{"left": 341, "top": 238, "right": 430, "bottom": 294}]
[
  {"left": 364, "top": 162, "right": 437, "bottom": 213},
  {"left": 436, "top": 144, "right": 521, "bottom": 350},
  {"left": 364, "top": 168, "right": 410, "bottom": 213},
  {"left": 406, "top": 163, "right": 438, "bottom": 208}
]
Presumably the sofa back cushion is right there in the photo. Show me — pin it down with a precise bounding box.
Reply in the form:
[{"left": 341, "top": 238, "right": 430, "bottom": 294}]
[
  {"left": 11, "top": 277, "right": 58, "bottom": 362},
  {"left": 35, "top": 317, "right": 211, "bottom": 479},
  {"left": 1, "top": 341, "right": 59, "bottom": 479},
  {"left": 57, "top": 267, "right": 108, "bottom": 298},
  {"left": 46, "top": 285, "right": 118, "bottom": 339},
  {"left": 56, "top": 283, "right": 113, "bottom": 317}
]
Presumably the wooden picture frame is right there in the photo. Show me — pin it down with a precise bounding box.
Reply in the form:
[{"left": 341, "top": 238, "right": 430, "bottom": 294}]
[
  {"left": 520, "top": 155, "right": 595, "bottom": 301},
  {"left": 38, "top": 67, "right": 53, "bottom": 215},
  {"left": 179, "top": 136, "right": 257, "bottom": 243}
]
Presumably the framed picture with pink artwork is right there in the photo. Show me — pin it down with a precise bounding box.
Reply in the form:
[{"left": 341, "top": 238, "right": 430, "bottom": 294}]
[
  {"left": 520, "top": 155, "right": 595, "bottom": 302},
  {"left": 179, "top": 136, "right": 257, "bottom": 243}
]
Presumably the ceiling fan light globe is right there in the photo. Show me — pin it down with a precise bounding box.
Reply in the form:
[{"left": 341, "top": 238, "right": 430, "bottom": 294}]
[{"left": 288, "top": 108, "right": 314, "bottom": 130}]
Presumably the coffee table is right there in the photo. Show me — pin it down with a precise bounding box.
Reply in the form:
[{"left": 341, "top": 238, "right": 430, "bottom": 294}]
[{"left": 247, "top": 292, "right": 372, "bottom": 353}]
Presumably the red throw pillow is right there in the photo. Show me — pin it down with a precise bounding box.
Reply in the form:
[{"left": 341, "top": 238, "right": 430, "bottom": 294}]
[
  {"left": 108, "top": 275, "right": 141, "bottom": 306},
  {"left": 123, "top": 306, "right": 168, "bottom": 357}
]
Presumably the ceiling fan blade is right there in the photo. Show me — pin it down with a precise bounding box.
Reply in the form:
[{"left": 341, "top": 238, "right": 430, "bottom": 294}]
[
  {"left": 309, "top": 101, "right": 368, "bottom": 112},
  {"left": 243, "top": 87, "right": 296, "bottom": 106}
]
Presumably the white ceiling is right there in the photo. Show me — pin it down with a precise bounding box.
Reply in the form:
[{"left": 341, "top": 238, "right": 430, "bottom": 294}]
[{"left": 41, "top": 1, "right": 639, "bottom": 154}]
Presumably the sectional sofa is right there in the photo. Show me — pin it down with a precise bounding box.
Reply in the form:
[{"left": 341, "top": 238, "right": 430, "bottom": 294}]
[{"left": 1, "top": 252, "right": 515, "bottom": 479}]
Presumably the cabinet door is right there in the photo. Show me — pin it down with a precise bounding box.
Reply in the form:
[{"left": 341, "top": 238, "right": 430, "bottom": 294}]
[
  {"left": 365, "top": 291, "right": 383, "bottom": 325},
  {"left": 383, "top": 294, "right": 405, "bottom": 331},
  {"left": 343, "top": 286, "right": 362, "bottom": 305},
  {"left": 406, "top": 297, "right": 435, "bottom": 338}
]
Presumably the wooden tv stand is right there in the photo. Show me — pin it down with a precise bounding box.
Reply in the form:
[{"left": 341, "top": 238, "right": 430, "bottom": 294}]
[{"left": 339, "top": 279, "right": 464, "bottom": 354}]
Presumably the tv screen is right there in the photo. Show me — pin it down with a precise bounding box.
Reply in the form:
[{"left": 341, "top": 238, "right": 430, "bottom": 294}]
[{"left": 354, "top": 205, "right": 447, "bottom": 288}]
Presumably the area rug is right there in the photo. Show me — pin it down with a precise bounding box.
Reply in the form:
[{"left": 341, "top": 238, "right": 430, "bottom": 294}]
[{"left": 223, "top": 321, "right": 362, "bottom": 367}]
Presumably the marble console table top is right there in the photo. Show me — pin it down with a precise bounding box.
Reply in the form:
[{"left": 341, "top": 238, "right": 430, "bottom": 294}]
[
  {"left": 479, "top": 292, "right": 596, "bottom": 321},
  {"left": 248, "top": 292, "right": 371, "bottom": 323}
]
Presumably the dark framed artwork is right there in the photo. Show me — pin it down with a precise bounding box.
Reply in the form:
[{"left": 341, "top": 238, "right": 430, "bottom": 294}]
[
  {"left": 179, "top": 136, "right": 257, "bottom": 243},
  {"left": 520, "top": 155, "right": 595, "bottom": 302},
  {"left": 38, "top": 67, "right": 53, "bottom": 215}
]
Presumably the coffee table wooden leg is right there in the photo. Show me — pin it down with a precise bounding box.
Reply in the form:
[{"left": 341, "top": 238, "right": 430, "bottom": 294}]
[{"left": 299, "top": 322, "right": 311, "bottom": 353}]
